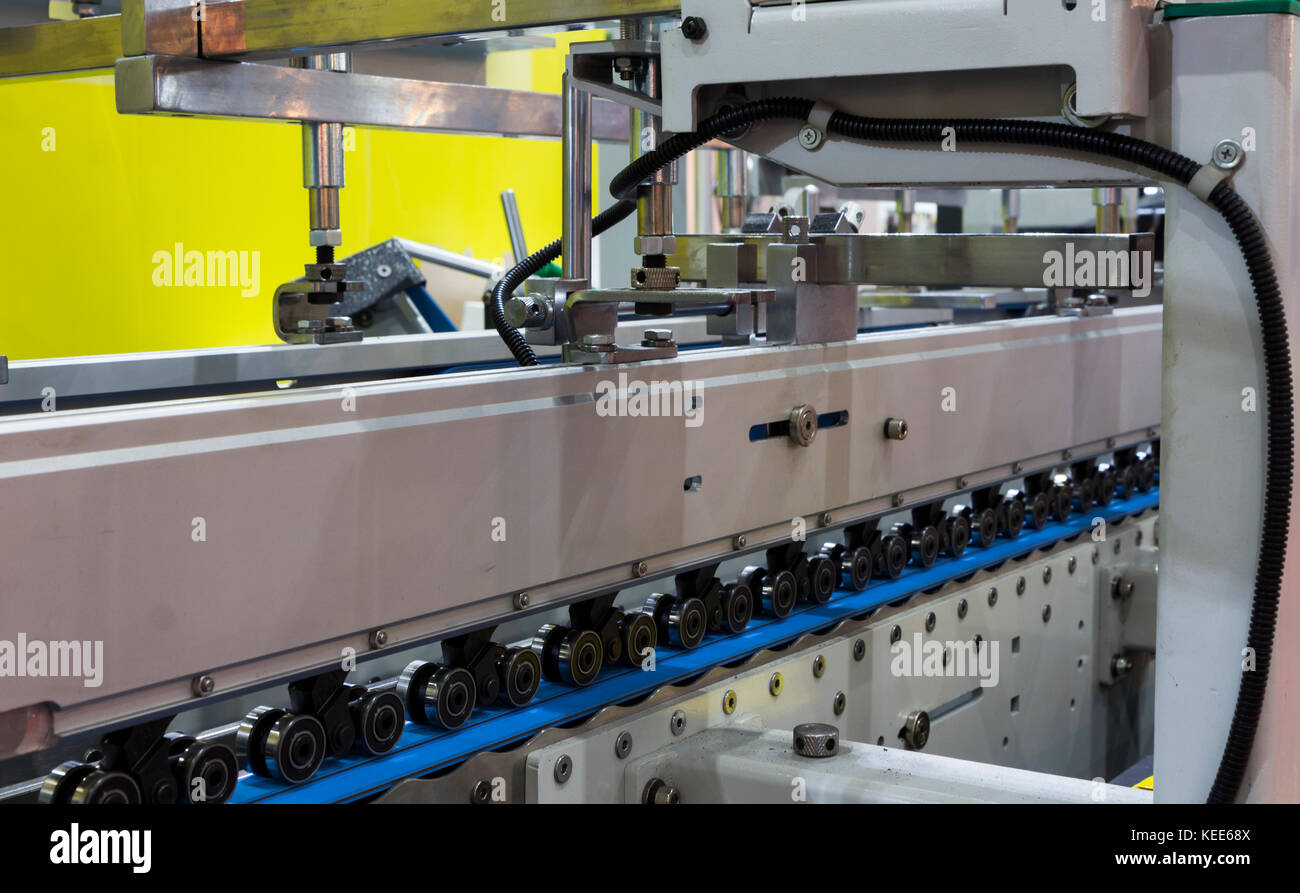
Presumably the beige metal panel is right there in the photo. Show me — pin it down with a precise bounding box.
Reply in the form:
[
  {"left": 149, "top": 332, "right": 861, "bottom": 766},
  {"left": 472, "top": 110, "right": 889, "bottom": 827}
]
[{"left": 0, "top": 309, "right": 1160, "bottom": 735}]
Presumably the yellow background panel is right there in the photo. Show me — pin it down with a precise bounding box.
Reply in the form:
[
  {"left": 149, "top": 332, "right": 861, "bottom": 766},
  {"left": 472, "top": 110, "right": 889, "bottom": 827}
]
[{"left": 0, "top": 32, "right": 598, "bottom": 360}]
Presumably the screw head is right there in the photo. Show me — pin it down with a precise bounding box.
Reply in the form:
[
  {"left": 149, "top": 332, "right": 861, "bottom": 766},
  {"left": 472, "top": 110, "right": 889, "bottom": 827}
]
[
  {"left": 670, "top": 709, "right": 687, "bottom": 735},
  {"left": 1092, "top": 546, "right": 1100, "bottom": 564},
  {"left": 376, "top": 264, "right": 392, "bottom": 278},
  {"left": 553, "top": 755, "right": 573, "bottom": 784},
  {"left": 1213, "top": 138, "right": 1244, "bottom": 170},
  {"left": 833, "top": 691, "right": 847, "bottom": 716},
  {"left": 633, "top": 560, "right": 649, "bottom": 578},
  {"left": 1016, "top": 576, "right": 1027, "bottom": 596},
  {"left": 890, "top": 624, "right": 902, "bottom": 644},
  {"left": 722, "top": 690, "right": 738, "bottom": 715},
  {"left": 471, "top": 779, "right": 492, "bottom": 803},
  {"left": 369, "top": 629, "right": 388, "bottom": 649},
  {"left": 1063, "top": 449, "right": 1073, "bottom": 460},
  {"left": 987, "top": 587, "right": 998, "bottom": 607},
  {"left": 1043, "top": 566, "right": 1053, "bottom": 585},
  {"left": 957, "top": 598, "right": 969, "bottom": 619},
  {"left": 681, "top": 15, "right": 708, "bottom": 41},
  {"left": 733, "top": 534, "right": 747, "bottom": 550},
  {"left": 853, "top": 638, "right": 866, "bottom": 661},
  {"left": 1042, "top": 604, "right": 1052, "bottom": 623},
  {"left": 614, "top": 731, "right": 633, "bottom": 759},
  {"left": 1113, "top": 538, "right": 1122, "bottom": 555},
  {"left": 769, "top": 672, "right": 784, "bottom": 696},
  {"left": 788, "top": 404, "right": 819, "bottom": 447},
  {"left": 925, "top": 611, "right": 937, "bottom": 633},
  {"left": 1013, "top": 462, "right": 1024, "bottom": 474},
  {"left": 514, "top": 592, "right": 530, "bottom": 610},
  {"left": 1068, "top": 556, "right": 1078, "bottom": 574},
  {"left": 893, "top": 494, "right": 905, "bottom": 507},
  {"left": 884, "top": 417, "right": 909, "bottom": 440},
  {"left": 957, "top": 476, "right": 969, "bottom": 489},
  {"left": 820, "top": 512, "right": 833, "bottom": 526},
  {"left": 192, "top": 675, "right": 215, "bottom": 697},
  {"left": 798, "top": 125, "right": 824, "bottom": 150},
  {"left": 812, "top": 655, "right": 826, "bottom": 678}
]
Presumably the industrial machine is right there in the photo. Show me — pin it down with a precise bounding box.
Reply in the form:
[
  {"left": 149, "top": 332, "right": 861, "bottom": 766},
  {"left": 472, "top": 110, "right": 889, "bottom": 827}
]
[{"left": 0, "top": 0, "right": 1293, "bottom": 807}]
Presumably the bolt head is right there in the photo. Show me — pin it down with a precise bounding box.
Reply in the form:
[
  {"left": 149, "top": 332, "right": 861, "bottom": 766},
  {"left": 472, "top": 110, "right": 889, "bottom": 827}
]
[
  {"left": 733, "top": 534, "right": 747, "bottom": 550},
  {"left": 633, "top": 560, "right": 649, "bottom": 578},
  {"left": 369, "top": 629, "right": 388, "bottom": 649},
  {"left": 192, "top": 675, "right": 215, "bottom": 697},
  {"left": 1213, "top": 138, "right": 1244, "bottom": 170},
  {"left": 514, "top": 592, "right": 530, "bottom": 610}
]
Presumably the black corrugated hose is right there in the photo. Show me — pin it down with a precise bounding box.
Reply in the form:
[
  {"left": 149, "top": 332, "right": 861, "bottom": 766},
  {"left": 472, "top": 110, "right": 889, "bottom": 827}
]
[{"left": 494, "top": 101, "right": 1292, "bottom": 802}]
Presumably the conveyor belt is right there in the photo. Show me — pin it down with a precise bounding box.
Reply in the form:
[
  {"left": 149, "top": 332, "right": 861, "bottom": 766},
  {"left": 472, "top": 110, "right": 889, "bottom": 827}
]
[{"left": 231, "top": 488, "right": 1159, "bottom": 803}]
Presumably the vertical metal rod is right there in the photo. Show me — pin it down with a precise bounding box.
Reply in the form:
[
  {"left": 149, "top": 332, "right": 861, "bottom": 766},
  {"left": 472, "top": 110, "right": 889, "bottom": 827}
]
[
  {"left": 1001, "top": 189, "right": 1020, "bottom": 234},
  {"left": 895, "top": 189, "right": 916, "bottom": 234},
  {"left": 500, "top": 189, "right": 528, "bottom": 262},
  {"left": 1093, "top": 186, "right": 1124, "bottom": 233},
  {"left": 562, "top": 72, "right": 593, "bottom": 281}
]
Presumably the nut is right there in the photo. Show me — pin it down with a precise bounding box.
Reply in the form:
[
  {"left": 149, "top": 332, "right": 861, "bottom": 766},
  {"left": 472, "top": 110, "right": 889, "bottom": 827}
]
[{"left": 793, "top": 722, "right": 840, "bottom": 757}]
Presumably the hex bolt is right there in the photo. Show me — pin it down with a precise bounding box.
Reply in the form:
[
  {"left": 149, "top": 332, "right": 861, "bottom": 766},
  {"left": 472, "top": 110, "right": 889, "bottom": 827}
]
[
  {"left": 1213, "top": 138, "right": 1244, "bottom": 170},
  {"left": 368, "top": 629, "right": 388, "bottom": 649},
  {"left": 987, "top": 587, "right": 998, "bottom": 607},
  {"left": 633, "top": 560, "right": 649, "bottom": 578},
  {"left": 681, "top": 15, "right": 708, "bottom": 41},
  {"left": 582, "top": 333, "right": 616, "bottom": 348},
  {"left": 643, "top": 778, "right": 681, "bottom": 804},
  {"left": 812, "top": 655, "right": 826, "bottom": 678},
  {"left": 890, "top": 624, "right": 902, "bottom": 644},
  {"left": 639, "top": 779, "right": 681, "bottom": 805},
  {"left": 884, "top": 417, "right": 909, "bottom": 441},
  {"left": 722, "top": 690, "right": 738, "bottom": 715},
  {"left": 957, "top": 598, "right": 969, "bottom": 620},
  {"left": 553, "top": 754, "right": 573, "bottom": 784},
  {"left": 853, "top": 638, "right": 867, "bottom": 661},
  {"left": 670, "top": 710, "right": 687, "bottom": 736},
  {"left": 642, "top": 328, "right": 673, "bottom": 344},
  {"left": 471, "top": 779, "right": 493, "bottom": 804},
  {"left": 1042, "top": 604, "right": 1052, "bottom": 623},
  {"left": 192, "top": 675, "right": 215, "bottom": 698},
  {"left": 925, "top": 612, "right": 937, "bottom": 633},
  {"left": 514, "top": 592, "right": 530, "bottom": 611},
  {"left": 1043, "top": 567, "right": 1053, "bottom": 585},
  {"left": 614, "top": 731, "right": 633, "bottom": 759},
  {"left": 769, "top": 672, "right": 784, "bottom": 696}
]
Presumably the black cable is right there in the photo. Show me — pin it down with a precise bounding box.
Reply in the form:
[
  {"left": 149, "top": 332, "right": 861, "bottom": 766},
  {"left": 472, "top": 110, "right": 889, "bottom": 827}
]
[
  {"left": 491, "top": 98, "right": 814, "bottom": 366},
  {"left": 490, "top": 199, "right": 637, "bottom": 367},
  {"left": 821, "top": 111, "right": 1290, "bottom": 804}
]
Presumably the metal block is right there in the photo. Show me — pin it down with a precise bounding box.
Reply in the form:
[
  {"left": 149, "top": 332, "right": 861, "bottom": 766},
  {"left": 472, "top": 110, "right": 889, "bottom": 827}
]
[{"left": 114, "top": 55, "right": 631, "bottom": 142}]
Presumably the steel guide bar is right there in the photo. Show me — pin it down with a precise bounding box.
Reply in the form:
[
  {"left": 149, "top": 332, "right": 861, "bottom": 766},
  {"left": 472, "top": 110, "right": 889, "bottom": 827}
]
[{"left": 232, "top": 488, "right": 1160, "bottom": 803}]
